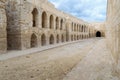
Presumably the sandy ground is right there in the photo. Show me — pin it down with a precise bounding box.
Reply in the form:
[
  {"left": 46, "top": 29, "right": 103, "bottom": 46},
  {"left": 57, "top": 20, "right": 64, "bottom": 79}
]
[
  {"left": 0, "top": 38, "right": 98, "bottom": 80},
  {"left": 63, "top": 39, "right": 119, "bottom": 80},
  {"left": 0, "top": 40, "right": 86, "bottom": 61}
]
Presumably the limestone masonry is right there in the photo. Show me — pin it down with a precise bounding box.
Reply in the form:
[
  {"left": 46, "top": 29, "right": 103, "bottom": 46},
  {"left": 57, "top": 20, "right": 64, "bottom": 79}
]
[
  {"left": 106, "top": 0, "right": 120, "bottom": 76},
  {"left": 1, "top": 0, "right": 120, "bottom": 79},
  {"left": 0, "top": 0, "right": 7, "bottom": 53},
  {"left": 0, "top": 0, "right": 105, "bottom": 53}
]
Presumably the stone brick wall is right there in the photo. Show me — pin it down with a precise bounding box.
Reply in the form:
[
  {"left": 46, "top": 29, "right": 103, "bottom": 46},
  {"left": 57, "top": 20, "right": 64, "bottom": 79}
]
[
  {"left": 106, "top": 0, "right": 120, "bottom": 76},
  {"left": 0, "top": 0, "right": 100, "bottom": 54},
  {"left": 5, "top": 0, "right": 92, "bottom": 51},
  {"left": 106, "top": 0, "right": 120, "bottom": 62},
  {"left": 90, "top": 22, "right": 106, "bottom": 37},
  {"left": 0, "top": 0, "right": 7, "bottom": 53},
  {"left": 6, "top": 0, "right": 23, "bottom": 50}
]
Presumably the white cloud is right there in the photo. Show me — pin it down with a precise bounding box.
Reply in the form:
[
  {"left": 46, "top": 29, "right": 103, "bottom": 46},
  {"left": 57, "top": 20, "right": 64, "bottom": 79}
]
[{"left": 48, "top": 0, "right": 107, "bottom": 22}]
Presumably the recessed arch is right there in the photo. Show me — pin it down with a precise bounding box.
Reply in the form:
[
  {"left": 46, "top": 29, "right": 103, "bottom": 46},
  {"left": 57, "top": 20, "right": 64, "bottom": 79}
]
[
  {"left": 31, "top": 33, "right": 37, "bottom": 48},
  {"left": 66, "top": 34, "right": 69, "bottom": 42},
  {"left": 56, "top": 34, "right": 59, "bottom": 43},
  {"left": 61, "top": 35, "right": 64, "bottom": 42},
  {"left": 77, "top": 35, "right": 79, "bottom": 40},
  {"left": 77, "top": 24, "right": 79, "bottom": 32},
  {"left": 82, "top": 25, "right": 84, "bottom": 32},
  {"left": 84, "top": 26, "right": 86, "bottom": 32},
  {"left": 74, "top": 35, "right": 76, "bottom": 40},
  {"left": 75, "top": 35, "right": 77, "bottom": 40},
  {"left": 80, "top": 35, "right": 82, "bottom": 39},
  {"left": 50, "top": 15, "right": 54, "bottom": 29},
  {"left": 71, "top": 35, "right": 73, "bottom": 41},
  {"left": 32, "top": 8, "right": 38, "bottom": 27},
  {"left": 79, "top": 25, "right": 81, "bottom": 32},
  {"left": 60, "top": 19, "right": 63, "bottom": 30},
  {"left": 41, "top": 34, "right": 46, "bottom": 46},
  {"left": 96, "top": 31, "right": 101, "bottom": 37},
  {"left": 42, "top": 11, "right": 47, "bottom": 28},
  {"left": 74, "top": 24, "right": 76, "bottom": 31},
  {"left": 72, "top": 22, "right": 74, "bottom": 31},
  {"left": 56, "top": 17, "right": 59, "bottom": 29},
  {"left": 82, "top": 35, "right": 83, "bottom": 39},
  {"left": 49, "top": 34, "right": 54, "bottom": 44}
]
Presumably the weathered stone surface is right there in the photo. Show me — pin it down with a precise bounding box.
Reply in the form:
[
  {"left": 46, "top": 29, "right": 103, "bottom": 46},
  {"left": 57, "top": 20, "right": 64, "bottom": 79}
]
[
  {"left": 106, "top": 0, "right": 120, "bottom": 78},
  {"left": 0, "top": 0, "right": 105, "bottom": 54},
  {"left": 4, "top": 0, "right": 95, "bottom": 51},
  {"left": 0, "top": 0, "right": 7, "bottom": 53}
]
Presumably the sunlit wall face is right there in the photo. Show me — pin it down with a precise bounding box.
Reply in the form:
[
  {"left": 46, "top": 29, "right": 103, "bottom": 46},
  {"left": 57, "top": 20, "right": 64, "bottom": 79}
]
[{"left": 106, "top": 0, "right": 120, "bottom": 64}]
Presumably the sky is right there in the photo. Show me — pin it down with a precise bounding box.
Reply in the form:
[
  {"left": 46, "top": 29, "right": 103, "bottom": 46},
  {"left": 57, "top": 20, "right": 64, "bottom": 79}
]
[{"left": 48, "top": 0, "right": 107, "bottom": 22}]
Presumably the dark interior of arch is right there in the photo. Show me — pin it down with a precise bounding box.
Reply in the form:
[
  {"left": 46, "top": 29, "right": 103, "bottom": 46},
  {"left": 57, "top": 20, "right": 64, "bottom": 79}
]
[{"left": 96, "top": 31, "right": 101, "bottom": 37}]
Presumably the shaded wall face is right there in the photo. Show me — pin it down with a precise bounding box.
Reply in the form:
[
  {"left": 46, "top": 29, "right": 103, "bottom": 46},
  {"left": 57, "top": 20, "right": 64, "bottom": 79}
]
[
  {"left": 0, "top": 1, "right": 7, "bottom": 53},
  {"left": 6, "top": 1, "right": 23, "bottom": 50},
  {"left": 6, "top": 0, "right": 39, "bottom": 50}
]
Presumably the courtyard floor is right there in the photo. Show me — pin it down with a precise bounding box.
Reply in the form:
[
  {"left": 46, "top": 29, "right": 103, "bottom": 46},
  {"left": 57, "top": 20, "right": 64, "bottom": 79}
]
[{"left": 0, "top": 38, "right": 119, "bottom": 80}]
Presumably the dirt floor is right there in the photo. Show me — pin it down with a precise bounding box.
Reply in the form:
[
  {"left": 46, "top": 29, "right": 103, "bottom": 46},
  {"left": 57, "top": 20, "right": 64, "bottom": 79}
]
[
  {"left": 1, "top": 38, "right": 117, "bottom": 80},
  {"left": 63, "top": 39, "right": 119, "bottom": 80},
  {"left": 0, "top": 39, "right": 98, "bottom": 80}
]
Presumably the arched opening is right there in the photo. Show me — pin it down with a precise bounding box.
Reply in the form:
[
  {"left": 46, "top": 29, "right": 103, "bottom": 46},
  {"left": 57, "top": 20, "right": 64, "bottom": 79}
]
[
  {"left": 50, "top": 15, "right": 54, "bottom": 29},
  {"left": 74, "top": 24, "right": 76, "bottom": 31},
  {"left": 61, "top": 35, "right": 64, "bottom": 42},
  {"left": 82, "top": 25, "right": 84, "bottom": 32},
  {"left": 56, "top": 35, "right": 59, "bottom": 43},
  {"left": 75, "top": 35, "right": 77, "bottom": 40},
  {"left": 41, "top": 34, "right": 46, "bottom": 46},
  {"left": 49, "top": 35, "right": 54, "bottom": 44},
  {"left": 32, "top": 8, "right": 38, "bottom": 27},
  {"left": 79, "top": 25, "right": 81, "bottom": 32},
  {"left": 56, "top": 17, "right": 59, "bottom": 29},
  {"left": 71, "top": 35, "right": 73, "bottom": 41},
  {"left": 84, "top": 26, "right": 86, "bottom": 32},
  {"left": 80, "top": 35, "right": 82, "bottom": 39},
  {"left": 31, "top": 33, "right": 37, "bottom": 48},
  {"left": 77, "top": 35, "right": 79, "bottom": 40},
  {"left": 82, "top": 35, "right": 83, "bottom": 39},
  {"left": 89, "top": 33, "right": 91, "bottom": 38},
  {"left": 42, "top": 11, "right": 47, "bottom": 28},
  {"left": 60, "top": 19, "right": 63, "bottom": 30},
  {"left": 72, "top": 22, "right": 74, "bottom": 31},
  {"left": 96, "top": 31, "right": 101, "bottom": 37},
  {"left": 77, "top": 25, "right": 79, "bottom": 32},
  {"left": 74, "top": 35, "right": 76, "bottom": 41}
]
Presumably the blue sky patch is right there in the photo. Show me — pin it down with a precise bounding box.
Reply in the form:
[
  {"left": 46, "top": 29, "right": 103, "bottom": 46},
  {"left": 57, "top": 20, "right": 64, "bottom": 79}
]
[{"left": 48, "top": 0, "right": 107, "bottom": 22}]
